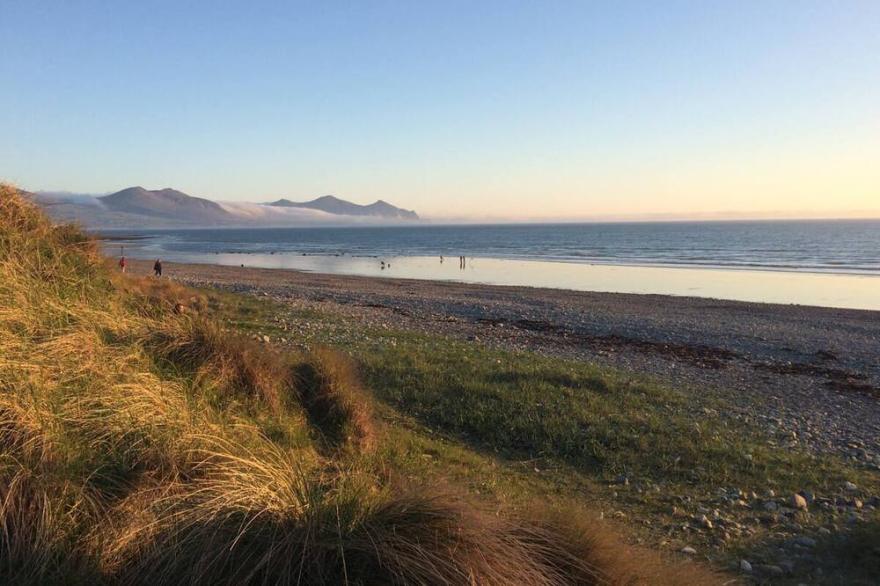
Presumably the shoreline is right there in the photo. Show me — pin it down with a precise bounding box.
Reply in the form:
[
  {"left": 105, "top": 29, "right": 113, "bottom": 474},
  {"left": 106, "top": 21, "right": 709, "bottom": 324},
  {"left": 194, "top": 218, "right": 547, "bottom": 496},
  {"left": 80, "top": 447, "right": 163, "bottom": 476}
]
[
  {"left": 115, "top": 251, "right": 880, "bottom": 311},
  {"left": 125, "top": 258, "right": 880, "bottom": 465}
]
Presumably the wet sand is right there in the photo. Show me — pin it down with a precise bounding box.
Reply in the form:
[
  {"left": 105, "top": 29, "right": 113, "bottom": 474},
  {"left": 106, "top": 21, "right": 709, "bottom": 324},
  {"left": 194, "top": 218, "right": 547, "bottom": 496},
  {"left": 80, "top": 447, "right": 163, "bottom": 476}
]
[{"left": 115, "top": 249, "right": 880, "bottom": 310}]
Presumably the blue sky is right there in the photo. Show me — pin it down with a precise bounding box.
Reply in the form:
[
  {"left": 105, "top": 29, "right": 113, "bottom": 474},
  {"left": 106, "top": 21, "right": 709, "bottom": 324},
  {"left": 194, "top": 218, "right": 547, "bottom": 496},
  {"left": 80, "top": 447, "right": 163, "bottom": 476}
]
[{"left": 1, "top": 1, "right": 878, "bottom": 219}]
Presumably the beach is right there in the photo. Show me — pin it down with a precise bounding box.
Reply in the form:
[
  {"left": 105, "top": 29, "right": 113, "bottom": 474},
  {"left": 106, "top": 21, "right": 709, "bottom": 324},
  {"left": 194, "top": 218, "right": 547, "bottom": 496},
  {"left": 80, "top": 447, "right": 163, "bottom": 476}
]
[{"left": 128, "top": 259, "right": 880, "bottom": 466}]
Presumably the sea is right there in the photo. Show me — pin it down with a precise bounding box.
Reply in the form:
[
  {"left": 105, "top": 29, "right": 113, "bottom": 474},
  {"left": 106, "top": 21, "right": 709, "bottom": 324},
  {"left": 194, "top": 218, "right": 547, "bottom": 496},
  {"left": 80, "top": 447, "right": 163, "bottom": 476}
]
[{"left": 103, "top": 220, "right": 880, "bottom": 311}]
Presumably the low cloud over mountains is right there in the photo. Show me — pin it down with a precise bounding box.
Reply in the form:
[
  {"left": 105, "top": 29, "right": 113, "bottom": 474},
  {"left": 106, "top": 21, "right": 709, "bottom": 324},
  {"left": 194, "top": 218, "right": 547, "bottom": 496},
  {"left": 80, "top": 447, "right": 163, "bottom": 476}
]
[{"left": 31, "top": 187, "right": 420, "bottom": 228}]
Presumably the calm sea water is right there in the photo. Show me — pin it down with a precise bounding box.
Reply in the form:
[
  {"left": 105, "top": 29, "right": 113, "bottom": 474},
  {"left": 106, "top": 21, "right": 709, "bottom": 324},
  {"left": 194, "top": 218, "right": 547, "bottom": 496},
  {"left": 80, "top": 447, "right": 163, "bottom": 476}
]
[
  {"left": 107, "top": 220, "right": 880, "bottom": 274},
  {"left": 102, "top": 220, "right": 880, "bottom": 310}
]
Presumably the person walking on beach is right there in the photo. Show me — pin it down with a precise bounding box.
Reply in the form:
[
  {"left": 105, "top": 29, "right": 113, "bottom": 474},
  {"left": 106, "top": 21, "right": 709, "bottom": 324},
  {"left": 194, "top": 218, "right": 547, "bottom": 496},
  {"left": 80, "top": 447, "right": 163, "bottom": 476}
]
[
  {"left": 153, "top": 259, "right": 163, "bottom": 277},
  {"left": 118, "top": 256, "right": 127, "bottom": 273}
]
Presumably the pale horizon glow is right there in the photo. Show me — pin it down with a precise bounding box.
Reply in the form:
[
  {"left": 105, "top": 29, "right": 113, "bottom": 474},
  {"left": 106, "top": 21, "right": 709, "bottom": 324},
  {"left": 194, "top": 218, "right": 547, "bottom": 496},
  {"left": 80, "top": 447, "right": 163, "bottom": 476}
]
[{"left": 2, "top": 2, "right": 878, "bottom": 221}]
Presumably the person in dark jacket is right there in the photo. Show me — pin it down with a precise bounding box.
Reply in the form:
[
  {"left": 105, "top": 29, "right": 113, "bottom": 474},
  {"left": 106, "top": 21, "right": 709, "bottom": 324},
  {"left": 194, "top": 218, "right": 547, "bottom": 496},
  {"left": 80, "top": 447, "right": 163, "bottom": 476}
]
[{"left": 153, "top": 259, "right": 163, "bottom": 277}]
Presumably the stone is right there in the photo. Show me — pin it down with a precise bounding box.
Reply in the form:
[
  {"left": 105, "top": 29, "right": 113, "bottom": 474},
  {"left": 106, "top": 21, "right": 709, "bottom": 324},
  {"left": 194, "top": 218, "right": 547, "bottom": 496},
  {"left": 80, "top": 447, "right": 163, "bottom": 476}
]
[
  {"left": 794, "top": 535, "right": 817, "bottom": 548},
  {"left": 739, "top": 559, "right": 752, "bottom": 573},
  {"left": 681, "top": 546, "right": 697, "bottom": 555},
  {"left": 844, "top": 481, "right": 858, "bottom": 491},
  {"left": 792, "top": 494, "right": 808, "bottom": 510},
  {"left": 763, "top": 500, "right": 779, "bottom": 512},
  {"left": 761, "top": 565, "right": 785, "bottom": 577},
  {"left": 262, "top": 335, "right": 271, "bottom": 343}
]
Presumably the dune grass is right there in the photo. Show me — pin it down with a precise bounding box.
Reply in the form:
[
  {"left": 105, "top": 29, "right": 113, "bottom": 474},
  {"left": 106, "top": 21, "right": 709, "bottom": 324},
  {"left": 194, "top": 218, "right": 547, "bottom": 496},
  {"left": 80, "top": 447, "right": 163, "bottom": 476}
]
[{"left": 0, "top": 184, "right": 725, "bottom": 584}]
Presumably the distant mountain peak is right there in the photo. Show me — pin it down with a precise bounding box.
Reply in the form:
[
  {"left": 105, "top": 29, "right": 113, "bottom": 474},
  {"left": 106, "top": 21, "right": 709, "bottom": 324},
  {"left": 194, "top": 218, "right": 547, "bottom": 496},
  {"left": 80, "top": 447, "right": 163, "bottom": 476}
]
[
  {"left": 267, "top": 195, "right": 418, "bottom": 220},
  {"left": 99, "top": 186, "right": 232, "bottom": 221}
]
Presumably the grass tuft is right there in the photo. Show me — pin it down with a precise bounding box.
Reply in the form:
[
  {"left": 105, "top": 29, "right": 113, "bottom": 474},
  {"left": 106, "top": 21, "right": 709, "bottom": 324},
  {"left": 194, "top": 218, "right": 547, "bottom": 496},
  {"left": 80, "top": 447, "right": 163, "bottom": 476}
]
[
  {"left": 295, "top": 348, "right": 377, "bottom": 454},
  {"left": 146, "top": 317, "right": 288, "bottom": 414}
]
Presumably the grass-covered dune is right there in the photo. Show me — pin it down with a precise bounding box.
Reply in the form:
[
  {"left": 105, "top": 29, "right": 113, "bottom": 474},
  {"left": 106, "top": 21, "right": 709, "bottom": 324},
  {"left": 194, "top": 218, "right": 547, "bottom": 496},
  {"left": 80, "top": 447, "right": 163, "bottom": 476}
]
[{"left": 0, "top": 185, "right": 722, "bottom": 584}]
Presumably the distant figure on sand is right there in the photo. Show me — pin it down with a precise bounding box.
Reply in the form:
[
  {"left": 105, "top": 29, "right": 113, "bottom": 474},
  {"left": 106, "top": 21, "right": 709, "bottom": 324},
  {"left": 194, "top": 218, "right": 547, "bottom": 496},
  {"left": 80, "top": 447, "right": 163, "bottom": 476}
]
[
  {"left": 118, "top": 256, "right": 127, "bottom": 273},
  {"left": 153, "top": 259, "right": 162, "bottom": 277},
  {"left": 440, "top": 255, "right": 444, "bottom": 263},
  {"left": 459, "top": 255, "right": 466, "bottom": 269}
]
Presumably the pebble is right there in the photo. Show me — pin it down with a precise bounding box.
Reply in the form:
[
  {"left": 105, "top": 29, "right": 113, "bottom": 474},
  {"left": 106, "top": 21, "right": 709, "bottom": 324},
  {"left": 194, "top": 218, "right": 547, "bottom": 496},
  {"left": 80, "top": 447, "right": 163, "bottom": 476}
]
[
  {"left": 681, "top": 546, "right": 697, "bottom": 555},
  {"left": 761, "top": 564, "right": 785, "bottom": 577},
  {"left": 739, "top": 559, "right": 752, "bottom": 573},
  {"left": 794, "top": 535, "right": 817, "bottom": 548}
]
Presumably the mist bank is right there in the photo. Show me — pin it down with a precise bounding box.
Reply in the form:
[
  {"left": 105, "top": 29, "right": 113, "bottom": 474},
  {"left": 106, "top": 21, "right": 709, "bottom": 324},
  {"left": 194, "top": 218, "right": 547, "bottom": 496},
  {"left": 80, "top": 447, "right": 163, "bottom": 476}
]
[{"left": 30, "top": 186, "right": 420, "bottom": 228}]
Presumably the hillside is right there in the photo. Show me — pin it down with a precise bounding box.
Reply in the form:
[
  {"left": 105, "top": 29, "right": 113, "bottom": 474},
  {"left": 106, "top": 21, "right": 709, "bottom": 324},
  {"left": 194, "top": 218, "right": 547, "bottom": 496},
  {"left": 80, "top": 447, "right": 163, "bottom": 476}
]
[
  {"left": 269, "top": 195, "right": 419, "bottom": 220},
  {"left": 99, "top": 186, "right": 233, "bottom": 222},
  {"left": 0, "top": 184, "right": 726, "bottom": 584}
]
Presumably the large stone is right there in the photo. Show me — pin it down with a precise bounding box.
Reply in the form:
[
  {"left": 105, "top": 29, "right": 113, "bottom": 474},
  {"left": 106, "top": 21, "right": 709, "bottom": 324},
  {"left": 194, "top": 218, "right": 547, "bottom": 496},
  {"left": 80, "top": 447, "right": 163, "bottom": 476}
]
[{"left": 792, "top": 493, "right": 808, "bottom": 510}]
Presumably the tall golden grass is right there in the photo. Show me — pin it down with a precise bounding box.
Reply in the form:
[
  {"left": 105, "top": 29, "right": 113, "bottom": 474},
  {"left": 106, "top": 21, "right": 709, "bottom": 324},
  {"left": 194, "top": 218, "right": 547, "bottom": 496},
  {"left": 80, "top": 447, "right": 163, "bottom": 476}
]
[
  {"left": 295, "top": 348, "right": 377, "bottom": 454},
  {"left": 0, "top": 184, "right": 723, "bottom": 585}
]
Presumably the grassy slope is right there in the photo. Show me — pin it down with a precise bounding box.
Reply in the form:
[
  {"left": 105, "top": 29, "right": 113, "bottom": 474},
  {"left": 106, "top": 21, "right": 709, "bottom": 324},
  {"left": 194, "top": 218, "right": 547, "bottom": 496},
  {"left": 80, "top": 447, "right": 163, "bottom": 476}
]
[
  {"left": 213, "top": 270, "right": 880, "bottom": 585},
  {"left": 0, "top": 186, "right": 726, "bottom": 585}
]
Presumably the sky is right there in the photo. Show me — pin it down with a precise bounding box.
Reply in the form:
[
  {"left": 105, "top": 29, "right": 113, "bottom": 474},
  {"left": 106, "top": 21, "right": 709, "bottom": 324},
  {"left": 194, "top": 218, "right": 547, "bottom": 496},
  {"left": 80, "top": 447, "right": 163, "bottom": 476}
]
[{"left": 1, "top": 1, "right": 878, "bottom": 221}]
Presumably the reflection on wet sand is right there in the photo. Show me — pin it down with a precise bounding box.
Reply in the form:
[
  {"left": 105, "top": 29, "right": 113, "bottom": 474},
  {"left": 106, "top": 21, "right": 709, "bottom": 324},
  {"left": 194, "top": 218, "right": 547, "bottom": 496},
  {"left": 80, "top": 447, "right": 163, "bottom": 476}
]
[{"left": 122, "top": 251, "right": 880, "bottom": 311}]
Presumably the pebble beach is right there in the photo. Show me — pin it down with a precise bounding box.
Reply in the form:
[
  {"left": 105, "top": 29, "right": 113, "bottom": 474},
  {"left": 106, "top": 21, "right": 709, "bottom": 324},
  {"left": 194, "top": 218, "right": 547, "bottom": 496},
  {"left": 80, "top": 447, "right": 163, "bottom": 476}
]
[{"left": 129, "top": 259, "right": 880, "bottom": 467}]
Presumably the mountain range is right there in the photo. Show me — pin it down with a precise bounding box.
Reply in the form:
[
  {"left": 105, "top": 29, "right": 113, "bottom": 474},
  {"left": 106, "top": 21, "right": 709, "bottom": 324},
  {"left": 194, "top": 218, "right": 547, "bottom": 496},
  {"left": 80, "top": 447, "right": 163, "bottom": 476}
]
[
  {"left": 30, "top": 187, "right": 419, "bottom": 228},
  {"left": 268, "top": 195, "right": 418, "bottom": 220}
]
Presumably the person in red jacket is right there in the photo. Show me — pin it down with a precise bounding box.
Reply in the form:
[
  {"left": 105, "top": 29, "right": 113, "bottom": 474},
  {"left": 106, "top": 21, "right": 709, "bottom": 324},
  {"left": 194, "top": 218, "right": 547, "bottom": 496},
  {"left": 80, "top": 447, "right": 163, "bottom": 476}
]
[{"left": 118, "top": 256, "right": 127, "bottom": 273}]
